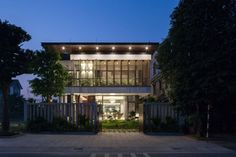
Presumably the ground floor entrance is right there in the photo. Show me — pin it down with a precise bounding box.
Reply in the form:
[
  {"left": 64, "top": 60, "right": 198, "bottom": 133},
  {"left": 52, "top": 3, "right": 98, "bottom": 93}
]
[
  {"left": 96, "top": 95, "right": 139, "bottom": 120},
  {"left": 60, "top": 94, "right": 141, "bottom": 121}
]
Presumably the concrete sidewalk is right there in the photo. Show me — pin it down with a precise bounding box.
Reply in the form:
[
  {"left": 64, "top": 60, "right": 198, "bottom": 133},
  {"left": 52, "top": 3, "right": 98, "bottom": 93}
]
[{"left": 0, "top": 133, "right": 234, "bottom": 153}]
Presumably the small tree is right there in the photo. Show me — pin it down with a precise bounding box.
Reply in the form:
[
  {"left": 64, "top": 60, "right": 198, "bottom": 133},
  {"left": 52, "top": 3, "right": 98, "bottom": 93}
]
[
  {"left": 30, "top": 47, "right": 68, "bottom": 103},
  {"left": 0, "top": 20, "right": 31, "bottom": 133}
]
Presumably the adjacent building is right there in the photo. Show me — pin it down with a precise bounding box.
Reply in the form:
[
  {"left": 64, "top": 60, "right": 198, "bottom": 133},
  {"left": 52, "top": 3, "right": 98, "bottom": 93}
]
[
  {"left": 151, "top": 51, "right": 169, "bottom": 102},
  {"left": 0, "top": 79, "right": 22, "bottom": 119},
  {"left": 0, "top": 79, "right": 22, "bottom": 99},
  {"left": 42, "top": 42, "right": 158, "bottom": 120}
]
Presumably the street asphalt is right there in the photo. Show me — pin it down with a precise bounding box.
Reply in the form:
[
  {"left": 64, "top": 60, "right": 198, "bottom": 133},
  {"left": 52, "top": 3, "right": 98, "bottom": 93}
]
[{"left": 0, "top": 152, "right": 235, "bottom": 157}]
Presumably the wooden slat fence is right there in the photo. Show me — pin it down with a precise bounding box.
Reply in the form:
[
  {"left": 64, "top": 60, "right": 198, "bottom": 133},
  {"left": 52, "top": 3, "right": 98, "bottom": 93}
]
[
  {"left": 143, "top": 102, "right": 179, "bottom": 131},
  {"left": 24, "top": 103, "right": 98, "bottom": 131}
]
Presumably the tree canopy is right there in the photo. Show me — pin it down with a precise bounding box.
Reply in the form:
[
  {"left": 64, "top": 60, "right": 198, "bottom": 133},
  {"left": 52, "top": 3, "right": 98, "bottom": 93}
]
[
  {"left": 157, "top": 0, "right": 236, "bottom": 135},
  {"left": 30, "top": 47, "right": 68, "bottom": 103},
  {"left": 0, "top": 20, "right": 32, "bottom": 132}
]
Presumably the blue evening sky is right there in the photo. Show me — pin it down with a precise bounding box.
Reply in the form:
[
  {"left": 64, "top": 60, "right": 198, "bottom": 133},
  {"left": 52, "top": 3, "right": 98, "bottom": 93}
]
[{"left": 0, "top": 0, "right": 179, "bottom": 98}]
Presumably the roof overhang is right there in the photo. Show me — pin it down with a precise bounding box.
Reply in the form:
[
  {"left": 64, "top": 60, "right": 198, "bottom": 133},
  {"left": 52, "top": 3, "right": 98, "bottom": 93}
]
[{"left": 41, "top": 42, "right": 159, "bottom": 54}]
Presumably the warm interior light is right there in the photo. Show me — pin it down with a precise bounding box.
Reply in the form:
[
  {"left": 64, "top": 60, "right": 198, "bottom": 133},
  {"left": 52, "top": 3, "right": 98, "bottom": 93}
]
[
  {"left": 110, "top": 100, "right": 116, "bottom": 104},
  {"left": 112, "top": 46, "right": 115, "bottom": 50},
  {"left": 96, "top": 46, "right": 99, "bottom": 50},
  {"left": 79, "top": 46, "right": 82, "bottom": 50},
  {"left": 62, "top": 46, "right": 65, "bottom": 50},
  {"left": 129, "top": 46, "right": 132, "bottom": 50},
  {"left": 145, "top": 46, "right": 149, "bottom": 50},
  {"left": 81, "top": 61, "right": 86, "bottom": 70}
]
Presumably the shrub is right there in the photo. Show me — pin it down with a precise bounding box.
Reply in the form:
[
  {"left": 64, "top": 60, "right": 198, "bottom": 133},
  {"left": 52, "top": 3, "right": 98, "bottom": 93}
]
[
  {"left": 151, "top": 118, "right": 161, "bottom": 129},
  {"left": 26, "top": 117, "right": 78, "bottom": 132},
  {"left": 161, "top": 116, "right": 179, "bottom": 131},
  {"left": 150, "top": 116, "right": 179, "bottom": 132},
  {"left": 50, "top": 117, "right": 77, "bottom": 131},
  {"left": 128, "top": 111, "right": 136, "bottom": 120},
  {"left": 78, "top": 114, "right": 90, "bottom": 129},
  {"left": 26, "top": 117, "right": 50, "bottom": 132}
]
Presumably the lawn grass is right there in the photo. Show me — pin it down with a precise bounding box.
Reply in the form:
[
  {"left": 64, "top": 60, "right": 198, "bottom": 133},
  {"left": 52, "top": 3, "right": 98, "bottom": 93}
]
[{"left": 101, "top": 120, "right": 139, "bottom": 130}]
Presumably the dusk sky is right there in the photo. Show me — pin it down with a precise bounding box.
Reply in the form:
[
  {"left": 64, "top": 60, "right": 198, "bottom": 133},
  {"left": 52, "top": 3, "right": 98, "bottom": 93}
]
[{"left": 0, "top": 0, "right": 179, "bottom": 99}]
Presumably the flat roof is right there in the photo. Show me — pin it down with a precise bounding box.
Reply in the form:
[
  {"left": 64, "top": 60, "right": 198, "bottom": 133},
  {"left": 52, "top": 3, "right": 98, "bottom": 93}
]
[{"left": 41, "top": 42, "right": 159, "bottom": 54}]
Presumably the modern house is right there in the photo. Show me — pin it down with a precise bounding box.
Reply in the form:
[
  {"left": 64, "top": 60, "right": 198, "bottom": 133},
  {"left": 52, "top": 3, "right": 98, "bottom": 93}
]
[{"left": 42, "top": 42, "right": 158, "bottom": 120}]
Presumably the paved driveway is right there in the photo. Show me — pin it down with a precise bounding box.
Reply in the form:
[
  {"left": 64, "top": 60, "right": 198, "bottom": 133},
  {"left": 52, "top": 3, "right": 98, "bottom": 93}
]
[{"left": 0, "top": 133, "right": 234, "bottom": 154}]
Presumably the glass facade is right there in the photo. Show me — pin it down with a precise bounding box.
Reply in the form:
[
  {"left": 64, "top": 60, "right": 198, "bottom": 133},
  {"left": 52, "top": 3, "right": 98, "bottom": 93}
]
[{"left": 62, "top": 60, "right": 150, "bottom": 87}]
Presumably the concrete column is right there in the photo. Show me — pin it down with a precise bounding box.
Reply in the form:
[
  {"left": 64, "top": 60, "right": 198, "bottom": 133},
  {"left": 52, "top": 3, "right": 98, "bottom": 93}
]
[
  {"left": 71, "top": 94, "right": 76, "bottom": 103},
  {"left": 124, "top": 96, "right": 128, "bottom": 120},
  {"left": 59, "top": 96, "right": 63, "bottom": 103},
  {"left": 23, "top": 101, "right": 28, "bottom": 122},
  {"left": 64, "top": 95, "right": 68, "bottom": 103}
]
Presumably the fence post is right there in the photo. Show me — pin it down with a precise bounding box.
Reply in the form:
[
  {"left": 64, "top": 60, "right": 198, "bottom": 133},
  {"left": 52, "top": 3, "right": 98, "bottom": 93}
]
[{"left": 24, "top": 101, "right": 28, "bottom": 122}]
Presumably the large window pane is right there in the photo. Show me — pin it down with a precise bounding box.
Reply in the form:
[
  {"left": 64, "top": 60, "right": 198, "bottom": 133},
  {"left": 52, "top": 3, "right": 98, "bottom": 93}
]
[
  {"left": 114, "top": 71, "right": 121, "bottom": 85},
  {"left": 129, "top": 61, "right": 135, "bottom": 70},
  {"left": 107, "top": 71, "right": 114, "bottom": 85},
  {"left": 107, "top": 61, "right": 113, "bottom": 70},
  {"left": 129, "top": 71, "right": 135, "bottom": 85},
  {"left": 122, "top": 71, "right": 128, "bottom": 85},
  {"left": 143, "top": 60, "right": 149, "bottom": 85},
  {"left": 61, "top": 59, "right": 150, "bottom": 87},
  {"left": 99, "top": 71, "right": 107, "bottom": 86},
  {"left": 122, "top": 61, "right": 128, "bottom": 70},
  {"left": 136, "top": 61, "right": 143, "bottom": 86},
  {"left": 100, "top": 61, "right": 106, "bottom": 70},
  {"left": 114, "top": 61, "right": 121, "bottom": 70}
]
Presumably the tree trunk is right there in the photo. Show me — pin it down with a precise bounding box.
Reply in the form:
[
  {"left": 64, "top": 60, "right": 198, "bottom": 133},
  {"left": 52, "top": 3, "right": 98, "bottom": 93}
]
[
  {"left": 1, "top": 84, "right": 10, "bottom": 133},
  {"left": 195, "top": 103, "right": 202, "bottom": 136},
  {"left": 46, "top": 95, "right": 52, "bottom": 103}
]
